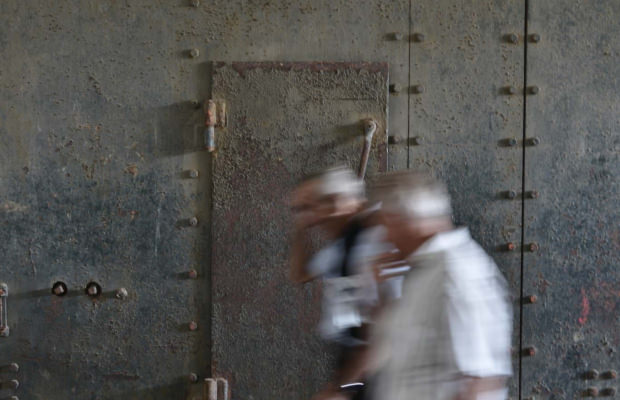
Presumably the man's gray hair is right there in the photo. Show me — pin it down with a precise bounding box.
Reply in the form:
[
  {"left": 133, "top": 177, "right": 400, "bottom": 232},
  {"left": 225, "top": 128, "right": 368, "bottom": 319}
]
[
  {"left": 315, "top": 166, "right": 365, "bottom": 200},
  {"left": 372, "top": 171, "right": 452, "bottom": 219}
]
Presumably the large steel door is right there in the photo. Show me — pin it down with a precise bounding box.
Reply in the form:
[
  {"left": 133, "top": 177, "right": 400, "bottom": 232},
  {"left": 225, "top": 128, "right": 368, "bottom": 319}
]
[
  {"left": 0, "top": 90, "right": 210, "bottom": 398},
  {"left": 210, "top": 62, "right": 388, "bottom": 399},
  {"left": 407, "top": 2, "right": 525, "bottom": 396},
  {"left": 522, "top": 2, "right": 620, "bottom": 398}
]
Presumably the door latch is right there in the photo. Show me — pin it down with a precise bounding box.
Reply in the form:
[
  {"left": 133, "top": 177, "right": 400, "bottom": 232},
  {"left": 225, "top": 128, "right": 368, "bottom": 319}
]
[{"left": 0, "top": 283, "right": 8, "bottom": 337}]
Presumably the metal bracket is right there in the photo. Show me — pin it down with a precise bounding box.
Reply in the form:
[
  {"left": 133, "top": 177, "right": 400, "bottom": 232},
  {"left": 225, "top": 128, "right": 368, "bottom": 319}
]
[
  {"left": 0, "top": 283, "right": 8, "bottom": 337},
  {"left": 203, "top": 378, "right": 229, "bottom": 400}
]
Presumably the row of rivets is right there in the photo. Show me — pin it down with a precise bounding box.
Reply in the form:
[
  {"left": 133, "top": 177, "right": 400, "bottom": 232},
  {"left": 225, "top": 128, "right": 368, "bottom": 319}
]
[
  {"left": 504, "top": 86, "right": 540, "bottom": 95},
  {"left": 584, "top": 387, "right": 617, "bottom": 397},
  {"left": 387, "top": 136, "right": 423, "bottom": 146},
  {"left": 503, "top": 242, "right": 539, "bottom": 252},
  {"left": 389, "top": 84, "right": 425, "bottom": 94},
  {"left": 504, "top": 33, "right": 542, "bottom": 43},
  {"left": 585, "top": 370, "right": 618, "bottom": 380},
  {"left": 390, "top": 32, "right": 541, "bottom": 43},
  {"left": 389, "top": 32, "right": 425, "bottom": 42},
  {"left": 51, "top": 281, "right": 127, "bottom": 299}
]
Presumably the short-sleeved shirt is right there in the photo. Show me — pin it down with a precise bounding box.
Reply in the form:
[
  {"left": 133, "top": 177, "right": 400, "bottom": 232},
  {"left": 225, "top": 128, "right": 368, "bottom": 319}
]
[
  {"left": 372, "top": 228, "right": 512, "bottom": 400},
  {"left": 307, "top": 225, "right": 403, "bottom": 344}
]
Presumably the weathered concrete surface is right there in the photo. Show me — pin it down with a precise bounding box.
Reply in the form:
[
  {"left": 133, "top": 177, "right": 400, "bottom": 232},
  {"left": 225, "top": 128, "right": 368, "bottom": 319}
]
[
  {"left": 408, "top": 1, "right": 525, "bottom": 395},
  {"left": 522, "top": 1, "right": 620, "bottom": 398},
  {"left": 210, "top": 62, "right": 387, "bottom": 399}
]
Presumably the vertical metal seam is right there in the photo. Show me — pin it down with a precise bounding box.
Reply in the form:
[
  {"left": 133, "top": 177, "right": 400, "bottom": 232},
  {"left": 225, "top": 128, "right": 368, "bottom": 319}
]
[
  {"left": 407, "top": 0, "right": 412, "bottom": 169},
  {"left": 519, "top": 1, "right": 530, "bottom": 399}
]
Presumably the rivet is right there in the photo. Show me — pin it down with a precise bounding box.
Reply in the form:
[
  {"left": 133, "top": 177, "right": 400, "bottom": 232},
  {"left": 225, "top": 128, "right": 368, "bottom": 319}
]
[
  {"left": 9, "top": 363, "right": 19, "bottom": 373},
  {"left": 527, "top": 137, "right": 541, "bottom": 146},
  {"left": 412, "top": 32, "right": 425, "bottom": 42},
  {"left": 191, "top": 0, "right": 200, "bottom": 6},
  {"left": 523, "top": 295, "right": 538, "bottom": 304},
  {"left": 600, "top": 388, "right": 617, "bottom": 396},
  {"left": 189, "top": 321, "right": 198, "bottom": 331},
  {"left": 528, "top": 86, "right": 540, "bottom": 95},
  {"left": 189, "top": 169, "right": 199, "bottom": 179},
  {"left": 505, "top": 33, "right": 519, "bottom": 44},
  {"left": 189, "top": 217, "right": 199, "bottom": 226},
  {"left": 523, "top": 346, "right": 537, "bottom": 356},
  {"left": 505, "top": 242, "right": 516, "bottom": 252},
  {"left": 412, "top": 84, "right": 425, "bottom": 94},
  {"left": 409, "top": 136, "right": 423, "bottom": 146},
  {"left": 601, "top": 370, "right": 618, "bottom": 380},
  {"left": 506, "top": 137, "right": 518, "bottom": 147},
  {"left": 388, "top": 135, "right": 402, "bottom": 145},
  {"left": 389, "top": 83, "right": 402, "bottom": 93},
  {"left": 115, "top": 288, "right": 128, "bottom": 300},
  {"left": 506, "top": 86, "right": 517, "bottom": 95},
  {"left": 85, "top": 282, "right": 101, "bottom": 297},
  {"left": 505, "top": 190, "right": 517, "bottom": 199},
  {"left": 52, "top": 281, "right": 67, "bottom": 297},
  {"left": 585, "top": 387, "right": 599, "bottom": 397},
  {"left": 189, "top": 48, "right": 200, "bottom": 58},
  {"left": 530, "top": 33, "right": 541, "bottom": 43},
  {"left": 189, "top": 373, "right": 199, "bottom": 383},
  {"left": 527, "top": 190, "right": 540, "bottom": 199},
  {"left": 188, "top": 269, "right": 198, "bottom": 279},
  {"left": 6, "top": 379, "right": 19, "bottom": 390},
  {"left": 528, "top": 243, "right": 539, "bottom": 252},
  {"left": 585, "top": 370, "right": 600, "bottom": 380},
  {"left": 391, "top": 32, "right": 404, "bottom": 41}
]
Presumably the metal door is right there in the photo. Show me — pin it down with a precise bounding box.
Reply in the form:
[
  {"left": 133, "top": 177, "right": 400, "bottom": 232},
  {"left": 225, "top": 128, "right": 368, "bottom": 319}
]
[
  {"left": 0, "top": 90, "right": 210, "bottom": 399},
  {"left": 210, "top": 62, "right": 388, "bottom": 399},
  {"left": 408, "top": 2, "right": 525, "bottom": 396},
  {"left": 522, "top": 2, "right": 620, "bottom": 398}
]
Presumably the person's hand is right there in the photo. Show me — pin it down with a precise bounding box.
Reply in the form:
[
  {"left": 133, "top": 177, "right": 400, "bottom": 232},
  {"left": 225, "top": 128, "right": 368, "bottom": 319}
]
[{"left": 371, "top": 251, "right": 407, "bottom": 284}]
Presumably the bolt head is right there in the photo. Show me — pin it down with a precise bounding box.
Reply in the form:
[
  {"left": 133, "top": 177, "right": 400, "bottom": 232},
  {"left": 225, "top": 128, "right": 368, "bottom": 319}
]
[
  {"left": 585, "top": 369, "right": 600, "bottom": 380},
  {"left": 52, "top": 282, "right": 66, "bottom": 296},
  {"left": 115, "top": 288, "right": 128, "bottom": 300},
  {"left": 507, "top": 86, "right": 517, "bottom": 95},
  {"left": 7, "top": 379, "right": 19, "bottom": 389},
  {"left": 388, "top": 135, "right": 402, "bottom": 145},
  {"left": 524, "top": 347, "right": 537, "bottom": 356},
  {"left": 506, "top": 242, "right": 516, "bottom": 251},
  {"left": 413, "top": 33, "right": 425, "bottom": 42},
  {"left": 87, "top": 286, "right": 98, "bottom": 296},
  {"left": 189, "top": 373, "right": 199, "bottom": 383},
  {"left": 525, "top": 295, "right": 538, "bottom": 304},
  {"left": 528, "top": 190, "right": 540, "bottom": 199},
  {"left": 188, "top": 269, "right": 199, "bottom": 279},
  {"left": 86, "top": 282, "right": 101, "bottom": 297},
  {"left": 529, "top": 243, "right": 539, "bottom": 252},
  {"left": 529, "top": 86, "right": 540, "bottom": 95},
  {"left": 392, "top": 32, "right": 404, "bottom": 41},
  {"left": 528, "top": 137, "right": 541, "bottom": 146},
  {"left": 506, "top": 33, "right": 519, "bottom": 43},
  {"left": 189, "top": 48, "right": 200, "bottom": 58},
  {"left": 601, "top": 388, "right": 617, "bottom": 396},
  {"left": 585, "top": 387, "right": 599, "bottom": 397},
  {"left": 412, "top": 84, "right": 425, "bottom": 94},
  {"left": 189, "top": 169, "right": 199, "bottom": 178},
  {"left": 189, "top": 217, "right": 198, "bottom": 226},
  {"left": 189, "top": 321, "right": 198, "bottom": 331},
  {"left": 530, "top": 33, "right": 541, "bottom": 43},
  {"left": 507, "top": 137, "right": 518, "bottom": 146},
  {"left": 9, "top": 363, "right": 19, "bottom": 372},
  {"left": 506, "top": 190, "right": 517, "bottom": 199},
  {"left": 389, "top": 83, "right": 402, "bottom": 93},
  {"left": 601, "top": 370, "right": 617, "bottom": 380}
]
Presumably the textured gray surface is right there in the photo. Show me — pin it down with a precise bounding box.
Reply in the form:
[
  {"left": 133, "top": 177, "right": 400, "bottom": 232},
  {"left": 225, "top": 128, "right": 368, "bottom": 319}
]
[
  {"left": 210, "top": 62, "right": 388, "bottom": 399},
  {"left": 407, "top": 1, "right": 525, "bottom": 395},
  {"left": 522, "top": 1, "right": 620, "bottom": 398}
]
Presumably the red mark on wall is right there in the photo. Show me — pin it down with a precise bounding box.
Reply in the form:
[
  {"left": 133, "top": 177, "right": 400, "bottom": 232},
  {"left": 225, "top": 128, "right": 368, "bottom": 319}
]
[{"left": 578, "top": 288, "right": 590, "bottom": 325}]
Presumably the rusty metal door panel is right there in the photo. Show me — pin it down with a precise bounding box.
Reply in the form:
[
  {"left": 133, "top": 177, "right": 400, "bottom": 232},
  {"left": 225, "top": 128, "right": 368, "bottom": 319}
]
[
  {"left": 211, "top": 62, "right": 388, "bottom": 399},
  {"left": 408, "top": 1, "right": 525, "bottom": 395},
  {"left": 523, "top": 2, "right": 620, "bottom": 398},
  {"left": 0, "top": 102, "right": 210, "bottom": 398}
]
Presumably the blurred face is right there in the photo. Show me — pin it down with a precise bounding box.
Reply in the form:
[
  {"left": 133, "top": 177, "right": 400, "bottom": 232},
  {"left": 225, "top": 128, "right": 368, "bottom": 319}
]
[
  {"left": 291, "top": 179, "right": 361, "bottom": 230},
  {"left": 378, "top": 210, "right": 433, "bottom": 257}
]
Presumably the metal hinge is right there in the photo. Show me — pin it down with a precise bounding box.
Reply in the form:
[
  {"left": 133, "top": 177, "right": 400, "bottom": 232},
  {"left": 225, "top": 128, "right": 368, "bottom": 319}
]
[
  {"left": 203, "top": 378, "right": 229, "bottom": 400},
  {"left": 0, "top": 283, "right": 8, "bottom": 337},
  {"left": 203, "top": 100, "right": 227, "bottom": 152}
]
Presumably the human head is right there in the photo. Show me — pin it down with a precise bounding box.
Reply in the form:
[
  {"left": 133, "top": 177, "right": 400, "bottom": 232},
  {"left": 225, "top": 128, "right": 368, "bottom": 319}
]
[
  {"left": 292, "top": 166, "right": 365, "bottom": 232},
  {"left": 372, "top": 171, "right": 453, "bottom": 256}
]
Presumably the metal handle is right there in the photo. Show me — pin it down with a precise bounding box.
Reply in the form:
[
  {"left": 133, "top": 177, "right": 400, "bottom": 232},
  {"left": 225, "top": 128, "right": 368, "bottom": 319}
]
[
  {"left": 0, "top": 283, "right": 8, "bottom": 337},
  {"left": 358, "top": 119, "right": 377, "bottom": 179}
]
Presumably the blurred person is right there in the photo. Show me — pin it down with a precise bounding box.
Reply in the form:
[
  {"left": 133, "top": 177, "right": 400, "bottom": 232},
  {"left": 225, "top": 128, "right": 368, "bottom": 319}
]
[
  {"left": 289, "top": 167, "right": 403, "bottom": 400},
  {"left": 330, "top": 171, "right": 512, "bottom": 400}
]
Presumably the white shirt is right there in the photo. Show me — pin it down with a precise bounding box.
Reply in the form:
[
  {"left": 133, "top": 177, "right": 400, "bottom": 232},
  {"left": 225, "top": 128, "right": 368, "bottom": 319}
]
[
  {"left": 373, "top": 228, "right": 512, "bottom": 400},
  {"left": 307, "top": 225, "right": 403, "bottom": 343}
]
